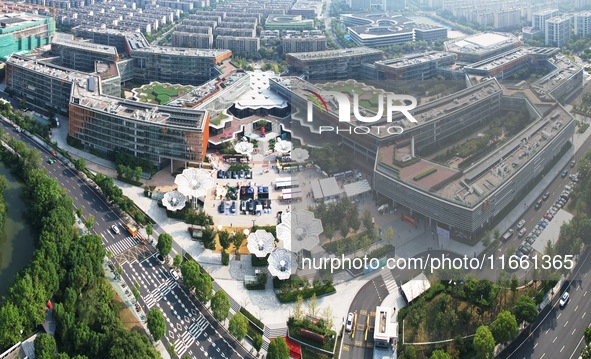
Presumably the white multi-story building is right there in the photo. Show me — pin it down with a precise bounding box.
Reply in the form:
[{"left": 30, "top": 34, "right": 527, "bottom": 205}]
[
  {"left": 533, "top": 8, "right": 559, "bottom": 31},
  {"left": 574, "top": 11, "right": 591, "bottom": 37},
  {"left": 545, "top": 15, "right": 571, "bottom": 47}
]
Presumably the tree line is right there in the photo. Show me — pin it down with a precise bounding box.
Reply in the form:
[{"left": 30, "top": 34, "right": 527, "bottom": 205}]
[{"left": 0, "top": 133, "right": 159, "bottom": 358}]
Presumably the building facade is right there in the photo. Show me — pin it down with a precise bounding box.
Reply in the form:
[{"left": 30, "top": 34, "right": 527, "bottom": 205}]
[
  {"left": 545, "top": 16, "right": 571, "bottom": 47},
  {"left": 282, "top": 35, "right": 327, "bottom": 53},
  {"left": 0, "top": 12, "right": 55, "bottom": 60},
  {"left": 574, "top": 11, "right": 591, "bottom": 37},
  {"left": 215, "top": 35, "right": 259, "bottom": 56}
]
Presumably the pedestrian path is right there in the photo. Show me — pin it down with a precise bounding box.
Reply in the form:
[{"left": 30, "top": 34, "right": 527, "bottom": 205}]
[{"left": 105, "top": 236, "right": 141, "bottom": 256}]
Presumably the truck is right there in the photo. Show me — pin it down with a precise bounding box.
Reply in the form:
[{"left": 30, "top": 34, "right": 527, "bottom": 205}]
[
  {"left": 501, "top": 229, "right": 514, "bottom": 242},
  {"left": 125, "top": 223, "right": 138, "bottom": 237}
]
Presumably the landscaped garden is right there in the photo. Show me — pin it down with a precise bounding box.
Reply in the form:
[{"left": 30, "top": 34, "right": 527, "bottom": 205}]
[{"left": 132, "top": 82, "right": 194, "bottom": 105}]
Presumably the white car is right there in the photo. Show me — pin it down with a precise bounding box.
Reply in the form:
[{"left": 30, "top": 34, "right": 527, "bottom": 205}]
[
  {"left": 518, "top": 228, "right": 527, "bottom": 237},
  {"left": 517, "top": 219, "right": 526, "bottom": 229},
  {"left": 111, "top": 224, "right": 120, "bottom": 235},
  {"left": 345, "top": 312, "right": 354, "bottom": 332},
  {"left": 559, "top": 292, "right": 570, "bottom": 307},
  {"left": 170, "top": 269, "right": 179, "bottom": 281}
]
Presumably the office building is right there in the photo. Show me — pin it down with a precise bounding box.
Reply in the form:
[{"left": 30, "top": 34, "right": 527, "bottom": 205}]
[
  {"left": 282, "top": 35, "right": 327, "bottom": 53},
  {"left": 51, "top": 32, "right": 120, "bottom": 72},
  {"left": 286, "top": 47, "right": 384, "bottom": 80},
  {"left": 375, "top": 51, "right": 456, "bottom": 81},
  {"left": 545, "top": 15, "right": 571, "bottom": 47},
  {"left": 445, "top": 32, "right": 521, "bottom": 62},
  {"left": 532, "top": 8, "right": 559, "bottom": 31},
  {"left": 0, "top": 12, "right": 55, "bottom": 60},
  {"left": 69, "top": 78, "right": 210, "bottom": 169}
]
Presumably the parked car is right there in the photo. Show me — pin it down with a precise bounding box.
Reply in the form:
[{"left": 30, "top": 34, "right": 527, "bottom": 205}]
[
  {"left": 562, "top": 170, "right": 569, "bottom": 178},
  {"left": 571, "top": 160, "right": 576, "bottom": 168},
  {"left": 517, "top": 219, "right": 526, "bottom": 229},
  {"left": 157, "top": 254, "right": 165, "bottom": 264},
  {"left": 346, "top": 313, "right": 354, "bottom": 332},
  {"left": 218, "top": 202, "right": 225, "bottom": 214},
  {"left": 217, "top": 170, "right": 224, "bottom": 179},
  {"left": 240, "top": 200, "right": 247, "bottom": 213},
  {"left": 518, "top": 228, "right": 527, "bottom": 237},
  {"left": 230, "top": 201, "right": 236, "bottom": 213},
  {"left": 526, "top": 236, "right": 536, "bottom": 245}
]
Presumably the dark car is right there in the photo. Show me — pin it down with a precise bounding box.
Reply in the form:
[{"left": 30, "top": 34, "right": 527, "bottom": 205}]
[
  {"left": 246, "top": 171, "right": 253, "bottom": 179},
  {"left": 218, "top": 202, "right": 225, "bottom": 214},
  {"left": 231, "top": 171, "right": 238, "bottom": 179},
  {"left": 239, "top": 170, "right": 245, "bottom": 178},
  {"left": 277, "top": 211, "right": 283, "bottom": 224},
  {"left": 224, "top": 171, "right": 231, "bottom": 179},
  {"left": 561, "top": 170, "right": 568, "bottom": 178},
  {"left": 240, "top": 200, "right": 247, "bottom": 213},
  {"left": 543, "top": 192, "right": 550, "bottom": 200},
  {"left": 230, "top": 201, "right": 236, "bottom": 213},
  {"left": 217, "top": 170, "right": 224, "bottom": 179},
  {"left": 248, "top": 199, "right": 254, "bottom": 213}
]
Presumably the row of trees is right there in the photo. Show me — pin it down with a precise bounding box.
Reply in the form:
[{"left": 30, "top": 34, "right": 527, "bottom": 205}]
[
  {"left": 312, "top": 197, "right": 360, "bottom": 239},
  {"left": 0, "top": 176, "right": 7, "bottom": 239},
  {"left": 116, "top": 164, "right": 143, "bottom": 183},
  {"left": 0, "top": 134, "right": 159, "bottom": 358}
]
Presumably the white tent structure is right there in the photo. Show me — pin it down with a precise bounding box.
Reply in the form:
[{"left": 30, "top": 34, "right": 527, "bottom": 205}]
[
  {"left": 274, "top": 138, "right": 293, "bottom": 154},
  {"left": 268, "top": 248, "right": 294, "bottom": 280},
  {"left": 290, "top": 147, "right": 309, "bottom": 163},
  {"left": 343, "top": 179, "right": 372, "bottom": 198},
  {"left": 234, "top": 139, "right": 254, "bottom": 157},
  {"left": 175, "top": 168, "right": 215, "bottom": 200},
  {"left": 276, "top": 210, "right": 323, "bottom": 252},
  {"left": 246, "top": 230, "right": 275, "bottom": 258},
  {"left": 162, "top": 190, "right": 187, "bottom": 212}
]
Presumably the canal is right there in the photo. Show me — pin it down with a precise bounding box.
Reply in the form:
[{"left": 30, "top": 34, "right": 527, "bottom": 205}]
[{"left": 0, "top": 162, "right": 35, "bottom": 298}]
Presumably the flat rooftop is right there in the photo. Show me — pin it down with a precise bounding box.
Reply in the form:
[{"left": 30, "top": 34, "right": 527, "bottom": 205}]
[
  {"left": 465, "top": 47, "right": 559, "bottom": 72},
  {"left": 531, "top": 54, "right": 582, "bottom": 100},
  {"left": 52, "top": 32, "right": 118, "bottom": 55},
  {"left": 286, "top": 46, "right": 383, "bottom": 61},
  {"left": 0, "top": 12, "right": 48, "bottom": 30},
  {"left": 71, "top": 80, "right": 207, "bottom": 129},
  {"left": 7, "top": 54, "right": 91, "bottom": 83},
  {"left": 546, "top": 15, "right": 571, "bottom": 24},
  {"left": 375, "top": 51, "right": 454, "bottom": 69},
  {"left": 445, "top": 32, "right": 520, "bottom": 55},
  {"left": 134, "top": 45, "right": 231, "bottom": 58},
  {"left": 533, "top": 8, "right": 559, "bottom": 16},
  {"left": 378, "top": 104, "right": 573, "bottom": 206}
]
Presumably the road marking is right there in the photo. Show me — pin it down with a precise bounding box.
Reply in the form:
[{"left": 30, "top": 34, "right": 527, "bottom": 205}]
[
  {"left": 541, "top": 353, "right": 546, "bottom": 359},
  {"left": 534, "top": 343, "right": 538, "bottom": 349},
  {"left": 558, "top": 313, "right": 562, "bottom": 319},
  {"left": 561, "top": 346, "right": 565, "bottom": 353},
  {"left": 553, "top": 337, "right": 558, "bottom": 343},
  {"left": 585, "top": 290, "right": 588, "bottom": 297},
  {"left": 545, "top": 329, "right": 550, "bottom": 334},
  {"left": 564, "top": 321, "right": 569, "bottom": 327},
  {"left": 575, "top": 305, "right": 579, "bottom": 312},
  {"left": 572, "top": 328, "right": 577, "bottom": 335}
]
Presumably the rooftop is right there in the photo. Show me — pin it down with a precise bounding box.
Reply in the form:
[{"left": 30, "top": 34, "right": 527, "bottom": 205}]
[
  {"left": 531, "top": 54, "right": 582, "bottom": 100},
  {"left": 71, "top": 79, "right": 207, "bottom": 130},
  {"left": 134, "top": 45, "right": 231, "bottom": 58},
  {"left": 52, "top": 32, "right": 118, "bottom": 56},
  {"left": 0, "top": 12, "right": 48, "bottom": 30},
  {"left": 7, "top": 54, "right": 91, "bottom": 83},
  {"left": 465, "top": 47, "right": 559, "bottom": 72},
  {"left": 445, "top": 32, "right": 521, "bottom": 55},
  {"left": 286, "top": 46, "right": 383, "bottom": 61},
  {"left": 546, "top": 15, "right": 571, "bottom": 24},
  {"left": 533, "top": 8, "right": 559, "bottom": 16},
  {"left": 375, "top": 51, "right": 455, "bottom": 70}
]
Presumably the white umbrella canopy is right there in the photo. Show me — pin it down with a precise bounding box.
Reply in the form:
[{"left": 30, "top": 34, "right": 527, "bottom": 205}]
[
  {"left": 246, "top": 230, "right": 275, "bottom": 258},
  {"left": 274, "top": 138, "right": 293, "bottom": 154},
  {"left": 162, "top": 190, "right": 187, "bottom": 212},
  {"left": 276, "top": 210, "right": 323, "bottom": 252},
  {"left": 268, "top": 248, "right": 295, "bottom": 280},
  {"left": 174, "top": 168, "right": 214, "bottom": 199},
  {"left": 290, "top": 147, "right": 309, "bottom": 163},
  {"left": 234, "top": 141, "right": 254, "bottom": 156}
]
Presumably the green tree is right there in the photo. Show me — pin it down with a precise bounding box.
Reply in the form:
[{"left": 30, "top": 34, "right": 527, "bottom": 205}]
[
  {"left": 173, "top": 254, "right": 182, "bottom": 268},
  {"left": 134, "top": 166, "right": 143, "bottom": 182},
  {"left": 267, "top": 337, "right": 290, "bottom": 359},
  {"left": 232, "top": 232, "right": 245, "bottom": 258},
  {"left": 585, "top": 327, "right": 591, "bottom": 345},
  {"left": 218, "top": 230, "right": 232, "bottom": 251},
  {"left": 181, "top": 260, "right": 201, "bottom": 290},
  {"left": 493, "top": 228, "right": 501, "bottom": 242},
  {"left": 34, "top": 333, "right": 57, "bottom": 359},
  {"left": 146, "top": 223, "right": 153, "bottom": 241},
  {"left": 147, "top": 308, "right": 166, "bottom": 341},
  {"left": 228, "top": 313, "right": 248, "bottom": 340},
  {"left": 252, "top": 333, "right": 263, "bottom": 352},
  {"left": 293, "top": 295, "right": 304, "bottom": 321},
  {"left": 84, "top": 215, "right": 94, "bottom": 230},
  {"left": 307, "top": 293, "right": 318, "bottom": 317},
  {"left": 491, "top": 310, "right": 518, "bottom": 344},
  {"left": 195, "top": 273, "right": 213, "bottom": 303},
  {"left": 385, "top": 226, "right": 395, "bottom": 245},
  {"left": 473, "top": 325, "right": 495, "bottom": 359},
  {"left": 210, "top": 290, "right": 230, "bottom": 323},
  {"left": 74, "top": 158, "right": 86, "bottom": 172},
  {"left": 0, "top": 302, "right": 22, "bottom": 348},
  {"left": 157, "top": 233, "right": 173, "bottom": 257},
  {"left": 513, "top": 296, "right": 538, "bottom": 324},
  {"left": 430, "top": 349, "right": 452, "bottom": 359}
]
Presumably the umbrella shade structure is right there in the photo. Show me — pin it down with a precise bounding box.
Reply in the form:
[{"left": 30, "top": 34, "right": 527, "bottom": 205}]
[
  {"left": 162, "top": 190, "right": 187, "bottom": 211},
  {"left": 246, "top": 230, "right": 276, "bottom": 257},
  {"left": 268, "top": 248, "right": 294, "bottom": 280},
  {"left": 274, "top": 138, "right": 293, "bottom": 154},
  {"left": 234, "top": 141, "right": 254, "bottom": 156},
  {"left": 174, "top": 168, "right": 215, "bottom": 199},
  {"left": 290, "top": 147, "right": 309, "bottom": 163},
  {"left": 276, "top": 210, "right": 323, "bottom": 252}
]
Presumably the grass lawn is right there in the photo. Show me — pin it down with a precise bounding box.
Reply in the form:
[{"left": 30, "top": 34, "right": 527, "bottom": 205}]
[
  {"left": 210, "top": 113, "right": 229, "bottom": 125},
  {"left": 114, "top": 292, "right": 144, "bottom": 332},
  {"left": 133, "top": 82, "right": 193, "bottom": 105}
]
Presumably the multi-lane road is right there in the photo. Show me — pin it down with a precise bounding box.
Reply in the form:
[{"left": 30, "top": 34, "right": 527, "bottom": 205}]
[
  {"left": 0, "top": 119, "right": 252, "bottom": 359},
  {"left": 499, "top": 248, "right": 591, "bottom": 359}
]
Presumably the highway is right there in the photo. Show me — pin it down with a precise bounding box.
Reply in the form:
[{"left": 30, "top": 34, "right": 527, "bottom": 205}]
[
  {"left": 0, "top": 119, "right": 253, "bottom": 359},
  {"left": 498, "top": 248, "right": 591, "bottom": 359}
]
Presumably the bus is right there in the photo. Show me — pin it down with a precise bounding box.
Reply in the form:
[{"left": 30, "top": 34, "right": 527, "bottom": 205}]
[{"left": 274, "top": 177, "right": 299, "bottom": 190}]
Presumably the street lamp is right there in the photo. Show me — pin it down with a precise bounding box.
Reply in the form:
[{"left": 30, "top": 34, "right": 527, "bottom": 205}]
[
  {"left": 217, "top": 224, "right": 223, "bottom": 232},
  {"left": 244, "top": 228, "right": 250, "bottom": 236}
]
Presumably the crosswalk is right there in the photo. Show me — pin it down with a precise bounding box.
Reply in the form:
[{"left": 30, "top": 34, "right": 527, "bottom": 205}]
[
  {"left": 382, "top": 268, "right": 399, "bottom": 294},
  {"left": 144, "top": 278, "right": 177, "bottom": 308},
  {"left": 105, "top": 236, "right": 141, "bottom": 256},
  {"left": 175, "top": 314, "right": 210, "bottom": 356}
]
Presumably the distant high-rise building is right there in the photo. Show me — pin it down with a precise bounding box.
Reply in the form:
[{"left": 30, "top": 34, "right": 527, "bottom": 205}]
[
  {"left": 545, "top": 15, "right": 571, "bottom": 47},
  {"left": 574, "top": 11, "right": 591, "bottom": 37},
  {"left": 532, "top": 8, "right": 559, "bottom": 31},
  {"left": 349, "top": 0, "right": 405, "bottom": 11}
]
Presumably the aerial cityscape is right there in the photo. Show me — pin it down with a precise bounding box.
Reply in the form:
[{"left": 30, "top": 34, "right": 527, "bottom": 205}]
[{"left": 1, "top": 0, "right": 591, "bottom": 358}]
